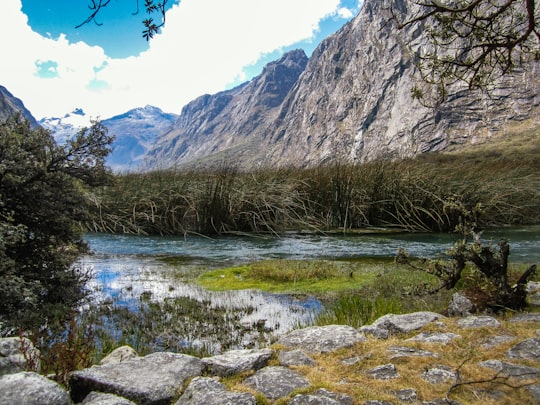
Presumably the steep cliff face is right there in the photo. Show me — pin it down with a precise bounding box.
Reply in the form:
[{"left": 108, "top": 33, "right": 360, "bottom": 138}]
[
  {"left": 145, "top": 49, "right": 308, "bottom": 168},
  {"left": 0, "top": 85, "right": 38, "bottom": 127},
  {"left": 261, "top": 0, "right": 540, "bottom": 166}
]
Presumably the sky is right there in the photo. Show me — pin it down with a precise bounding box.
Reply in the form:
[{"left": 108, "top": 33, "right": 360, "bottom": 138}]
[{"left": 1, "top": 0, "right": 363, "bottom": 121}]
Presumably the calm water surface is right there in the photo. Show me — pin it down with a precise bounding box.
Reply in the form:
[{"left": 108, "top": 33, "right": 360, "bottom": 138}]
[{"left": 80, "top": 226, "right": 539, "bottom": 352}]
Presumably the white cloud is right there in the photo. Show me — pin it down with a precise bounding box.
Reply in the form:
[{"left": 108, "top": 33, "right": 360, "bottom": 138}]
[{"left": 2, "top": 0, "right": 342, "bottom": 119}]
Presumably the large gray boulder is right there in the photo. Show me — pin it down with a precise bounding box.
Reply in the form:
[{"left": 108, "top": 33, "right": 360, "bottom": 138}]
[
  {"left": 82, "top": 391, "right": 137, "bottom": 404},
  {"left": 243, "top": 366, "right": 310, "bottom": 400},
  {"left": 69, "top": 352, "right": 203, "bottom": 404},
  {"left": 0, "top": 371, "right": 70, "bottom": 405},
  {"left": 175, "top": 376, "right": 256, "bottom": 405},
  {"left": 202, "top": 348, "right": 272, "bottom": 377},
  {"left": 277, "top": 325, "right": 365, "bottom": 353},
  {"left": 0, "top": 337, "right": 40, "bottom": 376},
  {"left": 371, "top": 312, "right": 445, "bottom": 334}
]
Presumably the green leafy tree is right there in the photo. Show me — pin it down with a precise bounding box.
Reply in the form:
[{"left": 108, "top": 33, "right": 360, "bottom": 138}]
[
  {"left": 0, "top": 115, "right": 113, "bottom": 332},
  {"left": 391, "top": 0, "right": 539, "bottom": 96}
]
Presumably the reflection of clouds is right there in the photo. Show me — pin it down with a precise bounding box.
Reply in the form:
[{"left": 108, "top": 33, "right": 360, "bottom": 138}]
[{"left": 81, "top": 254, "right": 319, "bottom": 336}]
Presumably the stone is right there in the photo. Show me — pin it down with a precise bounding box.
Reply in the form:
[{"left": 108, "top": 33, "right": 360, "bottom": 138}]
[
  {"left": 0, "top": 371, "right": 70, "bottom": 405},
  {"left": 278, "top": 350, "right": 316, "bottom": 367},
  {"left": 358, "top": 325, "right": 389, "bottom": 340},
  {"left": 69, "top": 352, "right": 203, "bottom": 404},
  {"left": 371, "top": 312, "right": 445, "bottom": 334},
  {"left": 508, "top": 312, "right": 540, "bottom": 323},
  {"left": 387, "top": 346, "right": 439, "bottom": 359},
  {"left": 202, "top": 348, "right": 272, "bottom": 376},
  {"left": 0, "top": 337, "right": 40, "bottom": 376},
  {"left": 364, "top": 401, "right": 394, "bottom": 405},
  {"left": 447, "top": 292, "right": 473, "bottom": 317},
  {"left": 421, "top": 365, "right": 458, "bottom": 384},
  {"left": 406, "top": 332, "right": 461, "bottom": 345},
  {"left": 277, "top": 325, "right": 365, "bottom": 354},
  {"left": 528, "top": 384, "right": 540, "bottom": 403},
  {"left": 457, "top": 315, "right": 500, "bottom": 329},
  {"left": 175, "top": 376, "right": 256, "bottom": 405},
  {"left": 82, "top": 391, "right": 137, "bottom": 404},
  {"left": 505, "top": 338, "right": 540, "bottom": 361},
  {"left": 392, "top": 388, "right": 417, "bottom": 402},
  {"left": 99, "top": 345, "right": 138, "bottom": 366},
  {"left": 480, "top": 360, "right": 540, "bottom": 380},
  {"left": 243, "top": 366, "right": 310, "bottom": 400},
  {"left": 288, "top": 388, "right": 354, "bottom": 405},
  {"left": 422, "top": 400, "right": 462, "bottom": 405},
  {"left": 366, "top": 364, "right": 400, "bottom": 380},
  {"left": 480, "top": 335, "right": 515, "bottom": 350}
]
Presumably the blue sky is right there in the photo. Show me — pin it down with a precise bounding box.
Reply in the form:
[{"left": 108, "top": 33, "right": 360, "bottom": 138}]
[{"left": 3, "top": 0, "right": 363, "bottom": 119}]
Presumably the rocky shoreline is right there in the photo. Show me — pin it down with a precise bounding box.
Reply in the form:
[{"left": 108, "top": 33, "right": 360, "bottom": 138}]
[{"left": 1, "top": 308, "right": 539, "bottom": 405}]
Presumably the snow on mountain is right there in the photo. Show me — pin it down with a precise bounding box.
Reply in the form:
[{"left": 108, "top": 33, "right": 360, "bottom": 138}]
[{"left": 40, "top": 106, "right": 177, "bottom": 172}]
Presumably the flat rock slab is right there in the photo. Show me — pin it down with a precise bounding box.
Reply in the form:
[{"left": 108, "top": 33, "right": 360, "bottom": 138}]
[
  {"left": 174, "top": 376, "right": 256, "bottom": 405},
  {"left": 277, "top": 325, "right": 365, "bottom": 353},
  {"left": 457, "top": 315, "right": 500, "bottom": 329},
  {"left": 0, "top": 372, "right": 70, "bottom": 405},
  {"left": 422, "top": 365, "right": 458, "bottom": 384},
  {"left": 202, "top": 348, "right": 272, "bottom": 376},
  {"left": 278, "top": 350, "right": 316, "bottom": 367},
  {"left": 366, "top": 364, "right": 400, "bottom": 380},
  {"left": 508, "top": 312, "right": 540, "bottom": 323},
  {"left": 480, "top": 360, "right": 540, "bottom": 380},
  {"left": 371, "top": 312, "right": 445, "bottom": 334},
  {"left": 505, "top": 338, "right": 540, "bottom": 361},
  {"left": 288, "top": 388, "right": 354, "bottom": 404},
  {"left": 69, "top": 352, "right": 203, "bottom": 404},
  {"left": 243, "top": 366, "right": 310, "bottom": 400},
  {"left": 387, "top": 345, "right": 439, "bottom": 359},
  {"left": 406, "top": 332, "right": 461, "bottom": 345}
]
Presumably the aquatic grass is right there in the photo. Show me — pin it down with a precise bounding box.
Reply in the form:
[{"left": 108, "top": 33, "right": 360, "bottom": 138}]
[
  {"left": 197, "top": 259, "right": 382, "bottom": 294},
  {"left": 85, "top": 132, "right": 540, "bottom": 236}
]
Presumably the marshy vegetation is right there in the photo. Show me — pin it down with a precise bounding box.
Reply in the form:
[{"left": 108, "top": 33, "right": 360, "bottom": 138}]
[{"left": 85, "top": 130, "right": 540, "bottom": 236}]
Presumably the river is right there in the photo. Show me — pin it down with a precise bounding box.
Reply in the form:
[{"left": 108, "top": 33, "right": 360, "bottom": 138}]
[{"left": 79, "top": 226, "right": 540, "bottom": 354}]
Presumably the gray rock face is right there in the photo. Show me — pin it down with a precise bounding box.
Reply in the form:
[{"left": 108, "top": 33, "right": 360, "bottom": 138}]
[
  {"left": 145, "top": 49, "right": 308, "bottom": 169},
  {"left": 99, "top": 345, "right": 138, "bottom": 366},
  {"left": 358, "top": 325, "right": 390, "bottom": 340},
  {"left": 457, "top": 315, "right": 501, "bottom": 329},
  {"left": 421, "top": 365, "right": 458, "bottom": 384},
  {"left": 277, "top": 325, "right": 365, "bottom": 353},
  {"left": 0, "top": 372, "right": 70, "bottom": 405},
  {"left": 447, "top": 292, "right": 473, "bottom": 317},
  {"left": 371, "top": 312, "right": 445, "bottom": 334},
  {"left": 0, "top": 85, "right": 38, "bottom": 126},
  {"left": 0, "top": 337, "right": 40, "bottom": 376},
  {"left": 392, "top": 388, "right": 417, "bottom": 402},
  {"left": 509, "top": 312, "right": 540, "bottom": 323},
  {"left": 175, "top": 376, "right": 256, "bottom": 405},
  {"left": 480, "top": 360, "right": 540, "bottom": 380},
  {"left": 406, "top": 332, "right": 461, "bottom": 345},
  {"left": 82, "top": 391, "right": 137, "bottom": 405},
  {"left": 288, "top": 388, "right": 354, "bottom": 405},
  {"left": 243, "top": 366, "right": 310, "bottom": 400},
  {"left": 366, "top": 364, "right": 400, "bottom": 380},
  {"left": 278, "top": 350, "right": 316, "bottom": 367},
  {"left": 387, "top": 346, "right": 439, "bottom": 359},
  {"left": 201, "top": 348, "right": 272, "bottom": 376},
  {"left": 69, "top": 352, "right": 203, "bottom": 404},
  {"left": 505, "top": 338, "right": 540, "bottom": 361}
]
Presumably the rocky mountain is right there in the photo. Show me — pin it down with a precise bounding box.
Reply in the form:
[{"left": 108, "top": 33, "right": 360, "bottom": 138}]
[
  {"left": 0, "top": 86, "right": 38, "bottom": 127},
  {"left": 146, "top": 0, "right": 540, "bottom": 170},
  {"left": 41, "top": 106, "right": 177, "bottom": 172},
  {"left": 144, "top": 49, "right": 308, "bottom": 169},
  {"left": 101, "top": 106, "right": 177, "bottom": 172}
]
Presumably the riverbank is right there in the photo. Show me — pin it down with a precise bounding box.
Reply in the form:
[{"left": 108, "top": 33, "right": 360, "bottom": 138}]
[{"left": 2, "top": 307, "right": 539, "bottom": 404}]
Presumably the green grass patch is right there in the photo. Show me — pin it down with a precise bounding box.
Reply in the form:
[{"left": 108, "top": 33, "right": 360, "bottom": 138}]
[{"left": 197, "top": 259, "right": 387, "bottom": 294}]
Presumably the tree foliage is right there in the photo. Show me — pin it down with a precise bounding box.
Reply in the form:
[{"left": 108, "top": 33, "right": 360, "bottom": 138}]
[
  {"left": 0, "top": 115, "right": 113, "bottom": 332},
  {"left": 76, "top": 0, "right": 171, "bottom": 40},
  {"left": 392, "top": 0, "right": 540, "bottom": 95}
]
